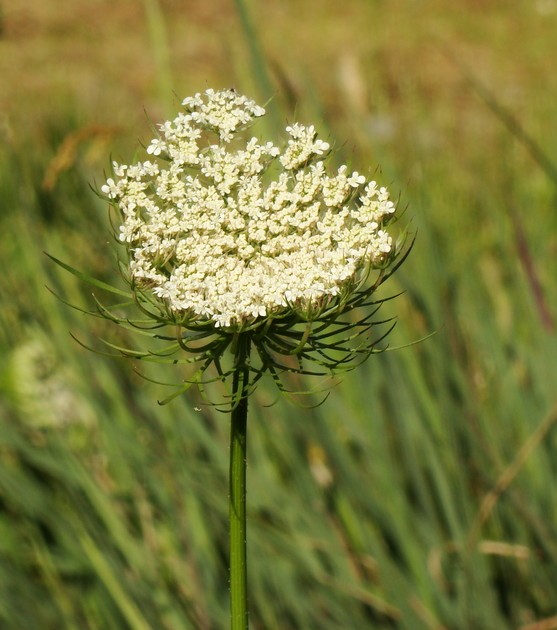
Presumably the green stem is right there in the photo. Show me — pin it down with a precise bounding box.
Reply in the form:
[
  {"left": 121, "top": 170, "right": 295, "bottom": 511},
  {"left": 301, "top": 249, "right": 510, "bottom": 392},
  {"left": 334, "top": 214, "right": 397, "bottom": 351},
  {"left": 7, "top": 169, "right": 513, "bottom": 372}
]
[{"left": 229, "top": 334, "right": 250, "bottom": 630}]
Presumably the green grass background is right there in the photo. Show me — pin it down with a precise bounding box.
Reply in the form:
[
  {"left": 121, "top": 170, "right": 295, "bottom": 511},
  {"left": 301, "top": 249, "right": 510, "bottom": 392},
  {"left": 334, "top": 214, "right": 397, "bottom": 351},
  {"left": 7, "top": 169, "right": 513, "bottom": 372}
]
[{"left": 1, "top": 1, "right": 557, "bottom": 628}]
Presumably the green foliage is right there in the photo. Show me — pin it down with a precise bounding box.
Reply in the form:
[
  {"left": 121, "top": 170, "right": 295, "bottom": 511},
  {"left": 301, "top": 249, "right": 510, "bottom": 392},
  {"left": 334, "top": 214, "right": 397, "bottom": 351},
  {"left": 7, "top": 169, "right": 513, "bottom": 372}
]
[{"left": 1, "top": 2, "right": 557, "bottom": 629}]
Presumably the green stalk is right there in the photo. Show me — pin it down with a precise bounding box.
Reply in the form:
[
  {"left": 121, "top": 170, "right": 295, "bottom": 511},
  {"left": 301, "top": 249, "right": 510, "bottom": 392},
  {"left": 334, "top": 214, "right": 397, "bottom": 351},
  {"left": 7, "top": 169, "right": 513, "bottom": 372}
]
[{"left": 229, "top": 334, "right": 251, "bottom": 630}]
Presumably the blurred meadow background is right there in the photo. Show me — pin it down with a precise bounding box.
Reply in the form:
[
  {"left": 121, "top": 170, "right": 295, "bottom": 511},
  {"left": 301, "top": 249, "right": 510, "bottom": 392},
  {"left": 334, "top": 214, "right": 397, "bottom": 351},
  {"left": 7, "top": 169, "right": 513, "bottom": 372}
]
[{"left": 1, "top": 1, "right": 557, "bottom": 628}]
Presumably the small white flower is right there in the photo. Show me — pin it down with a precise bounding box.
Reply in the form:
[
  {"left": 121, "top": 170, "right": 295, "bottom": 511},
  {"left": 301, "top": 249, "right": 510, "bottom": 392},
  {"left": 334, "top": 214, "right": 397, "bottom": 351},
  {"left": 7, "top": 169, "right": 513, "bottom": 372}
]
[
  {"left": 348, "top": 171, "right": 366, "bottom": 187},
  {"left": 147, "top": 139, "right": 166, "bottom": 156},
  {"left": 280, "top": 124, "right": 330, "bottom": 170},
  {"left": 101, "top": 178, "right": 117, "bottom": 198}
]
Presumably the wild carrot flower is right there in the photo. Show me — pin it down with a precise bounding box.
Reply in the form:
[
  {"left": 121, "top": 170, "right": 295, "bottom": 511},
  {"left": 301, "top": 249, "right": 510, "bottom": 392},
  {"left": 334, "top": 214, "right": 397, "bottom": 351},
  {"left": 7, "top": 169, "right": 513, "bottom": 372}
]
[
  {"left": 52, "top": 88, "right": 409, "bottom": 630},
  {"left": 94, "top": 89, "right": 404, "bottom": 402}
]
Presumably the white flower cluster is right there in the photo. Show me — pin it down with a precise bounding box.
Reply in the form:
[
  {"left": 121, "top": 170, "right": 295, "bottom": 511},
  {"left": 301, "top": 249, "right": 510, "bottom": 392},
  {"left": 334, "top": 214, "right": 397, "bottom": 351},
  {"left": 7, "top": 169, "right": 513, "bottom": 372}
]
[{"left": 102, "top": 89, "right": 396, "bottom": 329}]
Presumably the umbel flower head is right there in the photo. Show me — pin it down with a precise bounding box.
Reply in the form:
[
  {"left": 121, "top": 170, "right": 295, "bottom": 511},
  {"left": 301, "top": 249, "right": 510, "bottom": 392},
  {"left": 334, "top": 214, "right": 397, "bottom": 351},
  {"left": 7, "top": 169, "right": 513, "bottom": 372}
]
[{"left": 72, "top": 88, "right": 409, "bottom": 404}]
